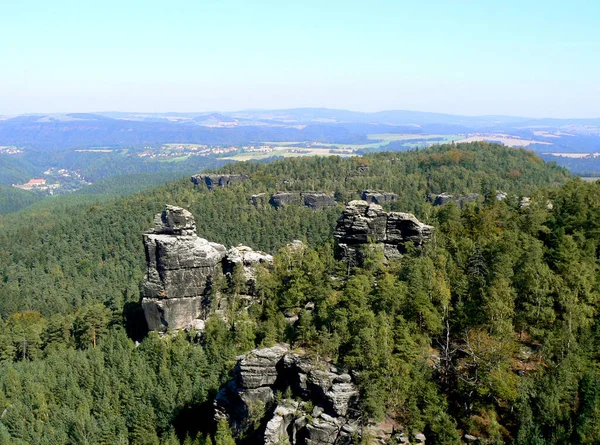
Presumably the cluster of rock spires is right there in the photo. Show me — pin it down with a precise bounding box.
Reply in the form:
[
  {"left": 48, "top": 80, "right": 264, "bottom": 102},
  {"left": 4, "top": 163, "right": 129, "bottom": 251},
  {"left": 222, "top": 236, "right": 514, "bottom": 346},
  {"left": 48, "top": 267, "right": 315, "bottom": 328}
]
[
  {"left": 191, "top": 174, "right": 249, "bottom": 190},
  {"left": 141, "top": 205, "right": 272, "bottom": 332},
  {"left": 215, "top": 344, "right": 426, "bottom": 444},
  {"left": 334, "top": 200, "right": 433, "bottom": 266}
]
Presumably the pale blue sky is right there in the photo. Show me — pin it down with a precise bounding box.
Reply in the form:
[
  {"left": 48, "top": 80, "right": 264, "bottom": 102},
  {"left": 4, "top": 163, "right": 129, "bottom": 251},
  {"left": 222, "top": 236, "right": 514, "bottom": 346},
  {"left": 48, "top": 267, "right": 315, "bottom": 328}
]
[{"left": 1, "top": 0, "right": 599, "bottom": 117}]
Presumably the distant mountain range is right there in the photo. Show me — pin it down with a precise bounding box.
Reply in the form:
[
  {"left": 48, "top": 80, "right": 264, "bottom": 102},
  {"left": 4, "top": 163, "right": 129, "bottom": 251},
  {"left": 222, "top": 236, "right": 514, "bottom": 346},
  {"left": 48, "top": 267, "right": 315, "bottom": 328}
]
[{"left": 0, "top": 108, "right": 599, "bottom": 150}]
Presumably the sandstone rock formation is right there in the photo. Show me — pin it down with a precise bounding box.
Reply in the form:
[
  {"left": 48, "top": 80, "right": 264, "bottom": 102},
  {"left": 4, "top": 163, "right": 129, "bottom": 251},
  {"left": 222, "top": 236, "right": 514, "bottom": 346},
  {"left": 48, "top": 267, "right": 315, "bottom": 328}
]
[
  {"left": 250, "top": 193, "right": 268, "bottom": 207},
  {"left": 259, "top": 192, "right": 337, "bottom": 210},
  {"left": 191, "top": 174, "right": 249, "bottom": 190},
  {"left": 362, "top": 190, "right": 398, "bottom": 205},
  {"left": 215, "top": 345, "right": 423, "bottom": 444},
  {"left": 334, "top": 200, "right": 433, "bottom": 266},
  {"left": 301, "top": 192, "right": 337, "bottom": 209},
  {"left": 223, "top": 245, "right": 273, "bottom": 297},
  {"left": 269, "top": 192, "right": 302, "bottom": 208},
  {"left": 142, "top": 205, "right": 272, "bottom": 332}
]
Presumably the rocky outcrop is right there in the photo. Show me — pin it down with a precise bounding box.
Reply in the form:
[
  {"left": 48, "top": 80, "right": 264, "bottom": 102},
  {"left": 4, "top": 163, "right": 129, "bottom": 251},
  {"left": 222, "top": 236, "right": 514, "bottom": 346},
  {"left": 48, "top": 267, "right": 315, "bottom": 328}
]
[
  {"left": 269, "top": 192, "right": 302, "bottom": 208},
  {"left": 142, "top": 206, "right": 227, "bottom": 331},
  {"left": 250, "top": 193, "right": 268, "bottom": 207},
  {"left": 257, "top": 192, "right": 338, "bottom": 210},
  {"left": 142, "top": 205, "right": 272, "bottom": 332},
  {"left": 334, "top": 201, "right": 433, "bottom": 266},
  {"left": 191, "top": 174, "right": 249, "bottom": 190},
  {"left": 431, "top": 192, "right": 480, "bottom": 207},
  {"left": 362, "top": 190, "right": 398, "bottom": 205},
  {"left": 301, "top": 193, "right": 337, "bottom": 209},
  {"left": 224, "top": 245, "right": 273, "bottom": 295},
  {"left": 215, "top": 345, "right": 422, "bottom": 444}
]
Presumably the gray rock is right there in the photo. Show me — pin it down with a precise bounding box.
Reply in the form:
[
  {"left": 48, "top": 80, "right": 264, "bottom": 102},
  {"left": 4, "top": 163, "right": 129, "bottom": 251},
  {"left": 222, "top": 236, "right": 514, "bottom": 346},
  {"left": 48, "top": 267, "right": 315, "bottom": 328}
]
[
  {"left": 264, "top": 401, "right": 298, "bottom": 445},
  {"left": 519, "top": 196, "right": 531, "bottom": 208},
  {"left": 215, "top": 382, "right": 275, "bottom": 437},
  {"left": 142, "top": 206, "right": 227, "bottom": 331},
  {"left": 305, "top": 414, "right": 342, "bottom": 445},
  {"left": 152, "top": 205, "right": 197, "bottom": 236},
  {"left": 142, "top": 205, "right": 273, "bottom": 332},
  {"left": 215, "top": 345, "right": 406, "bottom": 444},
  {"left": 191, "top": 174, "right": 248, "bottom": 190},
  {"left": 362, "top": 190, "right": 398, "bottom": 205},
  {"left": 301, "top": 192, "right": 337, "bottom": 209},
  {"left": 250, "top": 193, "right": 268, "bottom": 206},
  {"left": 235, "top": 344, "right": 289, "bottom": 389},
  {"left": 463, "top": 434, "right": 478, "bottom": 442},
  {"left": 414, "top": 432, "right": 426, "bottom": 443},
  {"left": 223, "top": 245, "right": 274, "bottom": 295},
  {"left": 270, "top": 192, "right": 302, "bottom": 208},
  {"left": 326, "top": 383, "right": 359, "bottom": 416},
  {"left": 334, "top": 200, "right": 433, "bottom": 266}
]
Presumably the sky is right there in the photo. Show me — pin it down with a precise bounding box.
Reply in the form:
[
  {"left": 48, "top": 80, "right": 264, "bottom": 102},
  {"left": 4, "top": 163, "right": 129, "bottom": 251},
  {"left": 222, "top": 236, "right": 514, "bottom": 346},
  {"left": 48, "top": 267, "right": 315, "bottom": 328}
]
[{"left": 0, "top": 0, "right": 599, "bottom": 118}]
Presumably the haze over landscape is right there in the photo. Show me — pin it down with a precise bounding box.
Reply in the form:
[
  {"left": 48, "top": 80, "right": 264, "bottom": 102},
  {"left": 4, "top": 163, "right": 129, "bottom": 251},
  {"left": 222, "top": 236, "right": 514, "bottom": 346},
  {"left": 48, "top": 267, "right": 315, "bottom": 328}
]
[{"left": 1, "top": 0, "right": 599, "bottom": 117}]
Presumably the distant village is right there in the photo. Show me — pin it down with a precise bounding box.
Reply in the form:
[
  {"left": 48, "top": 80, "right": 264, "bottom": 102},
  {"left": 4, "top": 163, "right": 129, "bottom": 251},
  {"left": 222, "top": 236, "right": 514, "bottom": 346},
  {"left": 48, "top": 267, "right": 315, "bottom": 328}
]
[{"left": 13, "top": 168, "right": 90, "bottom": 194}]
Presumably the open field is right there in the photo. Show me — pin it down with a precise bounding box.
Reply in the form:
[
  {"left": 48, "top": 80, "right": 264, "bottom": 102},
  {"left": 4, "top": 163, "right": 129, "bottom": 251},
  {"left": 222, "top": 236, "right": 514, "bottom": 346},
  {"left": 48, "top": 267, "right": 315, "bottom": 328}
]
[
  {"left": 454, "top": 134, "right": 552, "bottom": 147},
  {"left": 367, "top": 133, "right": 463, "bottom": 143},
  {"left": 222, "top": 146, "right": 355, "bottom": 161}
]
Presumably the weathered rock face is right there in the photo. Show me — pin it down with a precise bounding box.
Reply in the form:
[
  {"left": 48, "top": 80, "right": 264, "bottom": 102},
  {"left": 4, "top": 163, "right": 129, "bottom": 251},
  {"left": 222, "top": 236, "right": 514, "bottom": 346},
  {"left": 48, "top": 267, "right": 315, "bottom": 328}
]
[
  {"left": 301, "top": 193, "right": 337, "bottom": 210},
  {"left": 224, "top": 245, "right": 273, "bottom": 295},
  {"left": 362, "top": 190, "right": 398, "bottom": 205},
  {"left": 215, "top": 345, "right": 421, "bottom": 444},
  {"left": 256, "top": 192, "right": 338, "bottom": 210},
  {"left": 250, "top": 193, "right": 268, "bottom": 207},
  {"left": 432, "top": 192, "right": 480, "bottom": 207},
  {"left": 191, "top": 174, "right": 249, "bottom": 190},
  {"left": 142, "top": 206, "right": 227, "bottom": 332},
  {"left": 334, "top": 200, "right": 433, "bottom": 266},
  {"left": 269, "top": 192, "right": 302, "bottom": 208},
  {"left": 142, "top": 206, "right": 272, "bottom": 332}
]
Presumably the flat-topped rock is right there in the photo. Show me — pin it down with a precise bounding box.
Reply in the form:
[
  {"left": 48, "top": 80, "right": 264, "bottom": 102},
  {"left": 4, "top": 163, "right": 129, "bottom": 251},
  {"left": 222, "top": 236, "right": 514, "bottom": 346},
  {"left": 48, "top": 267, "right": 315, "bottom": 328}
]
[
  {"left": 269, "top": 192, "right": 301, "bottom": 208},
  {"left": 301, "top": 192, "right": 337, "bottom": 209}
]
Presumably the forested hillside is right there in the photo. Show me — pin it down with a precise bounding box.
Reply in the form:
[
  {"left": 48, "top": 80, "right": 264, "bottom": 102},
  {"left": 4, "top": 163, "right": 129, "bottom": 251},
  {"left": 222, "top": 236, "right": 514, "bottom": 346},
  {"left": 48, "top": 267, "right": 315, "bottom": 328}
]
[{"left": 3, "top": 143, "right": 594, "bottom": 445}]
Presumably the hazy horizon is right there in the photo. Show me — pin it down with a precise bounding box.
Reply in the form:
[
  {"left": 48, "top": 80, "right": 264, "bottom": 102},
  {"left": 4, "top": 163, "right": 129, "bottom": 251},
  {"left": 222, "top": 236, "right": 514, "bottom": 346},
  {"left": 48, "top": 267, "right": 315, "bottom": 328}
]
[
  {"left": 1, "top": 0, "right": 599, "bottom": 118},
  {"left": 2, "top": 107, "right": 599, "bottom": 121}
]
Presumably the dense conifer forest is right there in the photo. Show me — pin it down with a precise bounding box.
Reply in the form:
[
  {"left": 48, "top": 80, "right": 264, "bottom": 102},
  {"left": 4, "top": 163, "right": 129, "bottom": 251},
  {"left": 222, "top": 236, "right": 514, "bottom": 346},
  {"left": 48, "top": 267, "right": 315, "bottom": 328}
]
[{"left": 4, "top": 143, "right": 600, "bottom": 444}]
